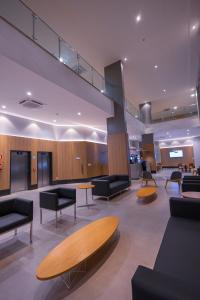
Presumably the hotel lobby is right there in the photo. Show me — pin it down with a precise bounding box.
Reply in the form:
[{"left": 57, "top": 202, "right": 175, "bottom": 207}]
[{"left": 0, "top": 0, "right": 200, "bottom": 299}]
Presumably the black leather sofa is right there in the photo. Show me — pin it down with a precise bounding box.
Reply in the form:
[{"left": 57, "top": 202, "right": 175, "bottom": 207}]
[
  {"left": 0, "top": 198, "right": 33, "bottom": 243},
  {"left": 182, "top": 175, "right": 200, "bottom": 192},
  {"left": 40, "top": 187, "right": 76, "bottom": 227},
  {"left": 91, "top": 175, "right": 131, "bottom": 200},
  {"left": 132, "top": 197, "right": 200, "bottom": 299}
]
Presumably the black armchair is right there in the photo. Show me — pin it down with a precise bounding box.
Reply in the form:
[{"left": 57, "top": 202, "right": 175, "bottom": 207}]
[
  {"left": 0, "top": 198, "right": 33, "bottom": 243},
  {"left": 40, "top": 188, "right": 76, "bottom": 227}
]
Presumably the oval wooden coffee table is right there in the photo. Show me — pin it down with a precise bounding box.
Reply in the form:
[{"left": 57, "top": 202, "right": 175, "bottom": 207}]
[
  {"left": 181, "top": 191, "right": 200, "bottom": 199},
  {"left": 136, "top": 187, "right": 157, "bottom": 200},
  {"left": 36, "top": 216, "right": 119, "bottom": 286}
]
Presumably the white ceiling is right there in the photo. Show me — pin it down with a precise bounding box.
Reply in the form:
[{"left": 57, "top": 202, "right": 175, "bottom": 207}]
[
  {"left": 23, "top": 0, "right": 200, "bottom": 111},
  {"left": 0, "top": 55, "right": 110, "bottom": 130}
]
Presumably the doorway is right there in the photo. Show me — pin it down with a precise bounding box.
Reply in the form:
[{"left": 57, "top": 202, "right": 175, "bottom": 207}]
[
  {"left": 37, "top": 152, "right": 52, "bottom": 187},
  {"left": 10, "top": 151, "right": 31, "bottom": 193}
]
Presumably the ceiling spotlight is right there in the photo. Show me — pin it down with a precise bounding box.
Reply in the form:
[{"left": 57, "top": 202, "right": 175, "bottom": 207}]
[
  {"left": 124, "top": 57, "right": 128, "bottom": 62},
  {"left": 59, "top": 57, "right": 64, "bottom": 63},
  {"left": 192, "top": 25, "right": 197, "bottom": 31},
  {"left": 162, "top": 89, "right": 166, "bottom": 93},
  {"left": 187, "top": 129, "right": 190, "bottom": 132},
  {"left": 101, "top": 89, "right": 104, "bottom": 93},
  {"left": 173, "top": 106, "right": 178, "bottom": 110},
  {"left": 53, "top": 119, "right": 57, "bottom": 123},
  {"left": 154, "top": 65, "right": 158, "bottom": 69},
  {"left": 77, "top": 112, "right": 81, "bottom": 116},
  {"left": 27, "top": 91, "right": 32, "bottom": 96},
  {"left": 191, "top": 87, "right": 195, "bottom": 91},
  {"left": 136, "top": 14, "right": 142, "bottom": 23},
  {"left": 190, "top": 93, "right": 196, "bottom": 98},
  {"left": 1, "top": 105, "right": 6, "bottom": 109}
]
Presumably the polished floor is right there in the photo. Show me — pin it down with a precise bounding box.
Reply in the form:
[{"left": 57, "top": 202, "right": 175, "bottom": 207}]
[{"left": 0, "top": 171, "right": 181, "bottom": 300}]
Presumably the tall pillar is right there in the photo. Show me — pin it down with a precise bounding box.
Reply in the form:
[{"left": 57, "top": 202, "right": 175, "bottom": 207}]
[
  {"left": 139, "top": 102, "right": 152, "bottom": 124},
  {"left": 141, "top": 133, "right": 156, "bottom": 173},
  {"left": 105, "top": 60, "right": 130, "bottom": 175}
]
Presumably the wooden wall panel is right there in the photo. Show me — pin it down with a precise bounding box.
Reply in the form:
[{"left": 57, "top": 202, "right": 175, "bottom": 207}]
[
  {"left": 160, "top": 146, "right": 194, "bottom": 167},
  {"left": 0, "top": 135, "right": 108, "bottom": 191},
  {"left": 107, "top": 133, "right": 130, "bottom": 175}
]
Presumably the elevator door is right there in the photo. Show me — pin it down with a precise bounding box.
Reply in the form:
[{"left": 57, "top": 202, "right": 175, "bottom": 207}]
[
  {"left": 10, "top": 151, "right": 29, "bottom": 193},
  {"left": 37, "top": 152, "right": 51, "bottom": 187}
]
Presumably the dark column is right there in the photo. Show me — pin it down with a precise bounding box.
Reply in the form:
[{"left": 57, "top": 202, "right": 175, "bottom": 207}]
[
  {"left": 139, "top": 102, "right": 152, "bottom": 124},
  {"left": 141, "top": 133, "right": 156, "bottom": 173},
  {"left": 104, "top": 61, "right": 130, "bottom": 176}
]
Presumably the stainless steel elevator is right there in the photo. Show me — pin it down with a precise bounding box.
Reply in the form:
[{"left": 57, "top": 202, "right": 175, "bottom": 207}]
[
  {"left": 10, "top": 151, "right": 30, "bottom": 193},
  {"left": 37, "top": 152, "right": 51, "bottom": 187}
]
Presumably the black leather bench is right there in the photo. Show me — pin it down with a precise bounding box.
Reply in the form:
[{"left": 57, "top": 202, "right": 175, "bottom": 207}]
[
  {"left": 91, "top": 175, "right": 131, "bottom": 200},
  {"left": 40, "top": 187, "right": 76, "bottom": 227},
  {"left": 132, "top": 197, "right": 200, "bottom": 299},
  {"left": 182, "top": 175, "right": 200, "bottom": 192},
  {"left": 0, "top": 198, "right": 33, "bottom": 243}
]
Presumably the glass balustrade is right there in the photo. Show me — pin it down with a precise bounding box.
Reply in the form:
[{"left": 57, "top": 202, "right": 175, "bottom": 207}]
[{"left": 0, "top": 0, "right": 106, "bottom": 94}]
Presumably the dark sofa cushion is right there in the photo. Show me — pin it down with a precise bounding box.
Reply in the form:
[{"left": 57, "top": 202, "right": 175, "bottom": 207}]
[
  {"left": 0, "top": 199, "right": 15, "bottom": 217},
  {"left": 58, "top": 198, "right": 75, "bottom": 209},
  {"left": 154, "top": 217, "right": 200, "bottom": 285},
  {"left": 110, "top": 181, "right": 129, "bottom": 194},
  {"left": 0, "top": 213, "right": 29, "bottom": 233}
]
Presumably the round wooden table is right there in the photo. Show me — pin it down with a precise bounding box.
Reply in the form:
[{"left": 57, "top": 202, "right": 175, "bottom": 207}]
[
  {"left": 77, "top": 184, "right": 95, "bottom": 208},
  {"left": 136, "top": 187, "right": 157, "bottom": 199},
  {"left": 181, "top": 191, "right": 200, "bottom": 199}
]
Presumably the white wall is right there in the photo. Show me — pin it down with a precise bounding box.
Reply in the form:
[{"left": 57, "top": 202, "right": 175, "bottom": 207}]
[{"left": 0, "top": 113, "right": 107, "bottom": 143}]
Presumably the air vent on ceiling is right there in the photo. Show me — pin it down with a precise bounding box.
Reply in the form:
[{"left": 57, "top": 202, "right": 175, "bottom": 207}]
[{"left": 19, "top": 99, "right": 44, "bottom": 109}]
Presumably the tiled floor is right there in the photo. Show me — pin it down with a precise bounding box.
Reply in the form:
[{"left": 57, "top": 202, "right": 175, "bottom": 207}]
[{"left": 0, "top": 174, "right": 181, "bottom": 300}]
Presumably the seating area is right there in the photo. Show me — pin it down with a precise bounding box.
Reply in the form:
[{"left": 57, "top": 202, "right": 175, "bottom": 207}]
[
  {"left": 132, "top": 197, "right": 200, "bottom": 299},
  {"left": 91, "top": 175, "right": 131, "bottom": 200}
]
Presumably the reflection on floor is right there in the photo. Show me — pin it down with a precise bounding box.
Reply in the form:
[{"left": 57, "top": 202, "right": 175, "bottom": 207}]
[{"left": 0, "top": 171, "right": 182, "bottom": 300}]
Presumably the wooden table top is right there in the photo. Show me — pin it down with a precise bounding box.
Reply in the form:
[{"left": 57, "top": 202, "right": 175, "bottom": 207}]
[
  {"left": 77, "top": 184, "right": 95, "bottom": 189},
  {"left": 136, "top": 187, "right": 157, "bottom": 198},
  {"left": 181, "top": 191, "right": 200, "bottom": 199},
  {"left": 36, "top": 216, "right": 119, "bottom": 280}
]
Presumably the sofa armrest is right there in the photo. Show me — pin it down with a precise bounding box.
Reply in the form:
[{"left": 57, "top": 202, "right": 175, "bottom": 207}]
[
  {"left": 170, "top": 197, "right": 200, "bottom": 220},
  {"left": 0, "top": 199, "right": 15, "bottom": 216},
  {"left": 117, "top": 175, "right": 130, "bottom": 181},
  {"left": 91, "top": 179, "right": 110, "bottom": 196},
  {"left": 132, "top": 266, "right": 200, "bottom": 300},
  {"left": 40, "top": 192, "right": 58, "bottom": 210},
  {"left": 14, "top": 198, "right": 33, "bottom": 221},
  {"left": 58, "top": 188, "right": 76, "bottom": 200}
]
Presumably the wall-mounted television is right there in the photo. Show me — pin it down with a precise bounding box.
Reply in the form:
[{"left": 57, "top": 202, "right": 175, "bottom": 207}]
[{"left": 169, "top": 149, "right": 183, "bottom": 158}]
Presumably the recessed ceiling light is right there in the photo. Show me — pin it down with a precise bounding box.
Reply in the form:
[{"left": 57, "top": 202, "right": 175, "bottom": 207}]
[
  {"left": 190, "top": 93, "right": 196, "bottom": 98},
  {"left": 1, "top": 105, "right": 6, "bottom": 109},
  {"left": 192, "top": 25, "right": 197, "bottom": 31},
  {"left": 173, "top": 106, "right": 178, "bottom": 110},
  {"left": 53, "top": 120, "right": 57, "bottom": 123},
  {"left": 77, "top": 112, "right": 81, "bottom": 116},
  {"left": 27, "top": 91, "right": 32, "bottom": 96},
  {"left": 191, "top": 87, "right": 195, "bottom": 91},
  {"left": 136, "top": 14, "right": 142, "bottom": 23},
  {"left": 162, "top": 89, "right": 166, "bottom": 93},
  {"left": 59, "top": 57, "right": 64, "bottom": 63},
  {"left": 124, "top": 57, "right": 128, "bottom": 62},
  {"left": 154, "top": 65, "right": 158, "bottom": 69},
  {"left": 101, "top": 89, "right": 104, "bottom": 93}
]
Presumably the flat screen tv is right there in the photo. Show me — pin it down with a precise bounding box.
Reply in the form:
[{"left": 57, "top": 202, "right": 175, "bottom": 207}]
[{"left": 169, "top": 149, "right": 183, "bottom": 158}]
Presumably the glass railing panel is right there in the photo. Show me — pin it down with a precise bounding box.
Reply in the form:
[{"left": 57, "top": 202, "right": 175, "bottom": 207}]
[
  {"left": 60, "top": 40, "right": 78, "bottom": 72},
  {"left": 0, "top": 0, "right": 33, "bottom": 38},
  {"left": 151, "top": 104, "right": 198, "bottom": 123},
  {"left": 93, "top": 70, "right": 105, "bottom": 92},
  {"left": 126, "top": 100, "right": 140, "bottom": 119},
  {"left": 34, "top": 17, "right": 59, "bottom": 58},
  {"left": 77, "top": 56, "right": 93, "bottom": 84}
]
